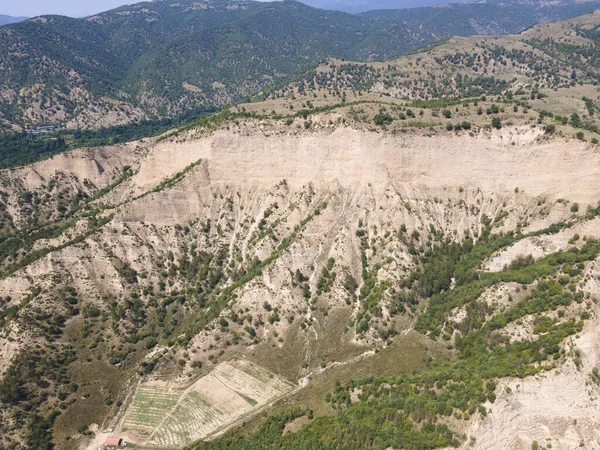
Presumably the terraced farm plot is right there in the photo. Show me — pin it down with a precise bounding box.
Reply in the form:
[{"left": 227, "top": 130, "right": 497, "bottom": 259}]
[
  {"left": 122, "top": 386, "right": 179, "bottom": 437},
  {"left": 119, "top": 359, "right": 294, "bottom": 448},
  {"left": 147, "top": 392, "right": 227, "bottom": 448}
]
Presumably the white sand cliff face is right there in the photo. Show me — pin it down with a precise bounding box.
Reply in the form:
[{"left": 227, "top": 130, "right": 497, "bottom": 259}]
[
  {"left": 132, "top": 126, "right": 596, "bottom": 201},
  {"left": 2, "top": 124, "right": 600, "bottom": 449}
]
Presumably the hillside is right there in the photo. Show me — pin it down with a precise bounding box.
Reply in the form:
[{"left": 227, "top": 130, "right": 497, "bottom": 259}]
[
  {"left": 252, "top": 10, "right": 600, "bottom": 136},
  {"left": 301, "top": 0, "right": 591, "bottom": 14},
  {"left": 1, "top": 10, "right": 600, "bottom": 450},
  {"left": 1, "top": 0, "right": 600, "bottom": 133},
  {"left": 299, "top": 0, "right": 471, "bottom": 14}
]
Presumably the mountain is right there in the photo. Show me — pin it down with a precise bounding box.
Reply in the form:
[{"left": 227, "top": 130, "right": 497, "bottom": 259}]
[
  {"left": 0, "top": 14, "right": 27, "bottom": 26},
  {"left": 2, "top": 10, "right": 600, "bottom": 450},
  {"left": 300, "top": 0, "right": 474, "bottom": 14},
  {"left": 1, "top": 0, "right": 600, "bottom": 133},
  {"left": 300, "top": 0, "right": 600, "bottom": 14},
  {"left": 364, "top": 0, "right": 600, "bottom": 31}
]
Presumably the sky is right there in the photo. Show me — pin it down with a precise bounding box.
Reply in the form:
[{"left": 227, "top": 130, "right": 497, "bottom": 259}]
[{"left": 0, "top": 1, "right": 136, "bottom": 18}]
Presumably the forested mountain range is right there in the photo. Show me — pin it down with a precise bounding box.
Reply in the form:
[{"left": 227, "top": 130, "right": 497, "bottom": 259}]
[
  {"left": 300, "top": 0, "right": 599, "bottom": 14},
  {"left": 1, "top": 0, "right": 600, "bottom": 131}
]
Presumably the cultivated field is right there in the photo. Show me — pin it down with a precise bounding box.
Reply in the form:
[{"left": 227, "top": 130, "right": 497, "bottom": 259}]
[
  {"left": 118, "top": 359, "right": 294, "bottom": 448},
  {"left": 122, "top": 386, "right": 180, "bottom": 438}
]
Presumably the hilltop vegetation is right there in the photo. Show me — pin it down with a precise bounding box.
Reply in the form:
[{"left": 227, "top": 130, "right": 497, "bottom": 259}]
[{"left": 237, "top": 10, "right": 600, "bottom": 144}]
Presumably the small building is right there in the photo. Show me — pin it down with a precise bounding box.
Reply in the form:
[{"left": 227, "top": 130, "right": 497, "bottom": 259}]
[
  {"left": 25, "top": 125, "right": 57, "bottom": 135},
  {"left": 104, "top": 437, "right": 123, "bottom": 446}
]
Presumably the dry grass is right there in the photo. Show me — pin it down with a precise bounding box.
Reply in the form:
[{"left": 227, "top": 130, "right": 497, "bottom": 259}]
[{"left": 116, "top": 359, "right": 293, "bottom": 448}]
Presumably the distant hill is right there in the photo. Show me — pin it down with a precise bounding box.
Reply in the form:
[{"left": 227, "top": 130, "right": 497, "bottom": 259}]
[
  {"left": 1, "top": 0, "right": 599, "bottom": 131},
  {"left": 300, "top": 0, "right": 473, "bottom": 14},
  {"left": 362, "top": 1, "right": 600, "bottom": 34},
  {"left": 299, "top": 0, "right": 597, "bottom": 14},
  {"left": 0, "top": 14, "right": 27, "bottom": 26}
]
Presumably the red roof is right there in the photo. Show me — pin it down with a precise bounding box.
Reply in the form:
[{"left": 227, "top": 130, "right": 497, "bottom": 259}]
[{"left": 104, "top": 437, "right": 122, "bottom": 446}]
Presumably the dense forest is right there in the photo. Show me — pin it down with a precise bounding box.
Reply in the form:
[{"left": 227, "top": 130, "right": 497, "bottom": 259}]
[{"left": 0, "top": 106, "right": 215, "bottom": 168}]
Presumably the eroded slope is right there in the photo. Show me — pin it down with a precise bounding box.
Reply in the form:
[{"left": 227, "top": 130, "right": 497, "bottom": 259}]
[{"left": 0, "top": 113, "right": 600, "bottom": 449}]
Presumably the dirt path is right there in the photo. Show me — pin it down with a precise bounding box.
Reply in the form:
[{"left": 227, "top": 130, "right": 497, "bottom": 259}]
[{"left": 205, "top": 347, "right": 378, "bottom": 441}]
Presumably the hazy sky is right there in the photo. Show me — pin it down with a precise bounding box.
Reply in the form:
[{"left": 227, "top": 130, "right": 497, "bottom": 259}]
[{"left": 1, "top": 1, "right": 136, "bottom": 18}]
